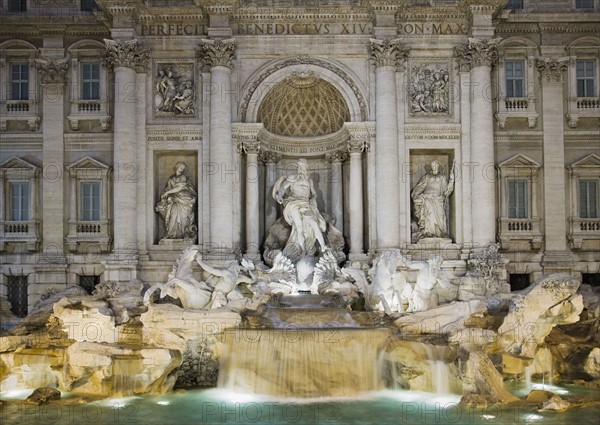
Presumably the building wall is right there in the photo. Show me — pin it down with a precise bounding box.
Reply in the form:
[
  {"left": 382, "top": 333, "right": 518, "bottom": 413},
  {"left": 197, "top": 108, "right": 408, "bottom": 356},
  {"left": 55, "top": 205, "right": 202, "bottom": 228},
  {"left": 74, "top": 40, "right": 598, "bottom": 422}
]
[{"left": 0, "top": 0, "right": 599, "bottom": 310}]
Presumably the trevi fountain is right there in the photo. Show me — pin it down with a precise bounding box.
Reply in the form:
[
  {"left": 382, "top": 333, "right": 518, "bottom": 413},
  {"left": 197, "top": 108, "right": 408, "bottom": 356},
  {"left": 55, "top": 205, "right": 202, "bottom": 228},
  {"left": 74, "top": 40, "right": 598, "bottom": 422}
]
[
  {"left": 1, "top": 158, "right": 599, "bottom": 424},
  {"left": 1, "top": 1, "right": 600, "bottom": 423}
]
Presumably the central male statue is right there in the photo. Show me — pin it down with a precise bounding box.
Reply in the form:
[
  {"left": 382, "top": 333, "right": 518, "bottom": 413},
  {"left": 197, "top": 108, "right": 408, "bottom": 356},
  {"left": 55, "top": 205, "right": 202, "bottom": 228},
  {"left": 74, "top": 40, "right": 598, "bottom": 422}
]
[{"left": 272, "top": 158, "right": 329, "bottom": 260}]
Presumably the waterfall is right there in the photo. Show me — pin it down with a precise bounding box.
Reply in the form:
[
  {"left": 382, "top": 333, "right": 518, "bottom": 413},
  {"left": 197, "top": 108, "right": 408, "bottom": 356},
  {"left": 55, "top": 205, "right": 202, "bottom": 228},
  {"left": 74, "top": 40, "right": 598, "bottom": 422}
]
[
  {"left": 524, "top": 365, "right": 532, "bottom": 388},
  {"left": 424, "top": 344, "right": 451, "bottom": 394},
  {"left": 217, "top": 328, "right": 391, "bottom": 398}
]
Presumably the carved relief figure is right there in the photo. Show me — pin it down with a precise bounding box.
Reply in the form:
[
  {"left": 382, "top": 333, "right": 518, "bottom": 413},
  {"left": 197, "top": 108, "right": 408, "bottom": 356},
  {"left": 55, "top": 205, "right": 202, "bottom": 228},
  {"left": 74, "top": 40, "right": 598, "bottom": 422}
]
[
  {"left": 272, "top": 158, "right": 328, "bottom": 260},
  {"left": 156, "top": 161, "right": 197, "bottom": 240},
  {"left": 154, "top": 64, "right": 195, "bottom": 115},
  {"left": 410, "top": 64, "right": 449, "bottom": 114},
  {"left": 411, "top": 160, "right": 455, "bottom": 240}
]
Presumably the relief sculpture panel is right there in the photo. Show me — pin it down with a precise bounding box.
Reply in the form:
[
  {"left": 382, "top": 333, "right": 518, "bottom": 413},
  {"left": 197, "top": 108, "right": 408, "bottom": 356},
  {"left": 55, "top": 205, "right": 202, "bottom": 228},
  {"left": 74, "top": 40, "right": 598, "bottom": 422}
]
[
  {"left": 153, "top": 62, "right": 197, "bottom": 119},
  {"left": 409, "top": 62, "right": 451, "bottom": 116}
]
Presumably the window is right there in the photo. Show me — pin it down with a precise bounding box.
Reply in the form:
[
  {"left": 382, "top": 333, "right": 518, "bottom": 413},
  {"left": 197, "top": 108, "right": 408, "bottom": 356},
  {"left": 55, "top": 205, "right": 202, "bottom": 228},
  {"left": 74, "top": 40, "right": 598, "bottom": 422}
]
[
  {"left": 78, "top": 275, "right": 100, "bottom": 294},
  {"left": 10, "top": 63, "right": 29, "bottom": 101},
  {"left": 10, "top": 182, "right": 29, "bottom": 221},
  {"left": 509, "top": 273, "right": 530, "bottom": 291},
  {"left": 81, "top": 182, "right": 100, "bottom": 221},
  {"left": 81, "top": 63, "right": 100, "bottom": 100},
  {"left": 7, "top": 276, "right": 28, "bottom": 318},
  {"left": 506, "top": 0, "right": 524, "bottom": 9},
  {"left": 576, "top": 0, "right": 594, "bottom": 9},
  {"left": 576, "top": 60, "right": 596, "bottom": 97},
  {"left": 582, "top": 273, "right": 600, "bottom": 287},
  {"left": 579, "top": 180, "right": 598, "bottom": 218},
  {"left": 505, "top": 60, "right": 524, "bottom": 98},
  {"left": 508, "top": 179, "right": 528, "bottom": 219},
  {"left": 81, "top": 0, "right": 98, "bottom": 11},
  {"left": 8, "top": 0, "right": 27, "bottom": 12}
]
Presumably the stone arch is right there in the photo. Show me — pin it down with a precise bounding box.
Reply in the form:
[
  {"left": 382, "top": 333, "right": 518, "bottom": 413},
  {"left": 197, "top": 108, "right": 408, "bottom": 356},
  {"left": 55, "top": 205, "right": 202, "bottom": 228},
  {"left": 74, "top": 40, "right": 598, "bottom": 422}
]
[
  {"left": 240, "top": 56, "right": 368, "bottom": 123},
  {"left": 498, "top": 36, "right": 539, "bottom": 51},
  {"left": 565, "top": 36, "right": 600, "bottom": 55},
  {"left": 257, "top": 74, "right": 350, "bottom": 137},
  {"left": 0, "top": 39, "right": 38, "bottom": 51},
  {"left": 67, "top": 39, "right": 107, "bottom": 51}
]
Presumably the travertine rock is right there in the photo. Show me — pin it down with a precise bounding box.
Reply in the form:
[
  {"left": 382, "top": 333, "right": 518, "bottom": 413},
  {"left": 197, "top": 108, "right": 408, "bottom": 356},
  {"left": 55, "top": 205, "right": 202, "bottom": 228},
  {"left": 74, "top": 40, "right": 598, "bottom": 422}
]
[
  {"left": 584, "top": 347, "right": 600, "bottom": 379},
  {"left": 394, "top": 300, "right": 487, "bottom": 334},
  {"left": 497, "top": 274, "right": 583, "bottom": 358},
  {"left": 26, "top": 387, "right": 61, "bottom": 404}
]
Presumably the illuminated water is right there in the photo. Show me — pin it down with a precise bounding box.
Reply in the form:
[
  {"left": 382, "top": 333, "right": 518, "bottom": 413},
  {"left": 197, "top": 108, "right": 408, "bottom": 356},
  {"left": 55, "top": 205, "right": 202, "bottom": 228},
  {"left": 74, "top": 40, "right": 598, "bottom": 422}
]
[{"left": 2, "top": 382, "right": 599, "bottom": 425}]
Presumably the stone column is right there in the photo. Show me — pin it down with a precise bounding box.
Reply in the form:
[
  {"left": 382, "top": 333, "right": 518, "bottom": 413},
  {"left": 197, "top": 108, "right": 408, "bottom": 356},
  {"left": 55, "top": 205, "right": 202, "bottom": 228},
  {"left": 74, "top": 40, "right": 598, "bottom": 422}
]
[
  {"left": 537, "top": 57, "right": 572, "bottom": 271},
  {"left": 35, "top": 57, "right": 69, "bottom": 261},
  {"left": 455, "top": 38, "right": 499, "bottom": 249},
  {"left": 239, "top": 141, "right": 261, "bottom": 260},
  {"left": 369, "top": 39, "right": 407, "bottom": 251},
  {"left": 261, "top": 151, "right": 282, "bottom": 233},
  {"left": 197, "top": 39, "right": 236, "bottom": 256},
  {"left": 347, "top": 139, "right": 368, "bottom": 259},
  {"left": 104, "top": 39, "right": 149, "bottom": 278},
  {"left": 325, "top": 150, "right": 347, "bottom": 233}
]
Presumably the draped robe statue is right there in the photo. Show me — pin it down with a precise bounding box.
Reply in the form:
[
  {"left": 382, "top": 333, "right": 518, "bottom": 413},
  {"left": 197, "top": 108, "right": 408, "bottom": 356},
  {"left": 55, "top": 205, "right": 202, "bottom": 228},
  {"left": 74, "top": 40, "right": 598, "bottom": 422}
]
[
  {"left": 411, "top": 160, "right": 455, "bottom": 241},
  {"left": 156, "top": 161, "right": 197, "bottom": 240}
]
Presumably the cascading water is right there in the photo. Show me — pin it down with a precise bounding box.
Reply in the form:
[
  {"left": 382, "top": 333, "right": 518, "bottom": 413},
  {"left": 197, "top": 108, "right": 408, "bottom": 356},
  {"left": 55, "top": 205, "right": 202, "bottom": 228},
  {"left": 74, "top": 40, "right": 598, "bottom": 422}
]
[{"left": 217, "top": 328, "right": 391, "bottom": 398}]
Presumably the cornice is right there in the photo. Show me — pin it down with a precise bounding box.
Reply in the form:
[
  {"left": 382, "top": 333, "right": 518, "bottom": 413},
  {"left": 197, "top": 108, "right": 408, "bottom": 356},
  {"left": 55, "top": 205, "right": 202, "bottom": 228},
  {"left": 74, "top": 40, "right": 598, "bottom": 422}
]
[{"left": 233, "top": 10, "right": 373, "bottom": 22}]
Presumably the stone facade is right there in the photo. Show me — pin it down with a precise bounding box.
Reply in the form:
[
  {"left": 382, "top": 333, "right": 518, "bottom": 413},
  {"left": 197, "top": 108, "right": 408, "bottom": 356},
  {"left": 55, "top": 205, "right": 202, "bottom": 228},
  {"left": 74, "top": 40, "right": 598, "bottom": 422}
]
[{"left": 0, "top": 0, "right": 599, "bottom": 312}]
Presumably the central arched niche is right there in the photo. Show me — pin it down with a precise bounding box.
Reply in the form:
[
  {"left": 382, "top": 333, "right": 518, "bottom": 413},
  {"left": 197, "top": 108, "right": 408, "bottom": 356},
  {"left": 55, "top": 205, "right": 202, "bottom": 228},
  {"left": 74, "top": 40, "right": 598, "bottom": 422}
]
[{"left": 257, "top": 72, "right": 350, "bottom": 138}]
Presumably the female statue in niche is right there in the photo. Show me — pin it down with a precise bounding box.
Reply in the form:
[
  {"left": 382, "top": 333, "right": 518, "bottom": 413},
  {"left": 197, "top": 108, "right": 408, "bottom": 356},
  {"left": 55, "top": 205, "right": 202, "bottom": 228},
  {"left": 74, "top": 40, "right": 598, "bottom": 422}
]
[
  {"left": 411, "top": 160, "right": 455, "bottom": 241},
  {"left": 156, "top": 161, "right": 197, "bottom": 240}
]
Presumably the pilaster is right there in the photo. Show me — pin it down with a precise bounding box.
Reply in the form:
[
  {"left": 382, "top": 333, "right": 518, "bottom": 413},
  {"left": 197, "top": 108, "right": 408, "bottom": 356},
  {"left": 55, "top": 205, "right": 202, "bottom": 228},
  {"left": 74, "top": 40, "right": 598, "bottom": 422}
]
[{"left": 369, "top": 38, "right": 408, "bottom": 251}]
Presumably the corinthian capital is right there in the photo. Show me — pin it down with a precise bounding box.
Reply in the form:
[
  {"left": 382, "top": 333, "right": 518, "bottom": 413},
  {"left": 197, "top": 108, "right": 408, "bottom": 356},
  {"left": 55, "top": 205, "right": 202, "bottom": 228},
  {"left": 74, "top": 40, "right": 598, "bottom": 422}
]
[
  {"left": 536, "top": 57, "right": 570, "bottom": 83},
  {"left": 34, "top": 58, "right": 70, "bottom": 84},
  {"left": 369, "top": 38, "right": 408, "bottom": 70},
  {"left": 197, "top": 39, "right": 236, "bottom": 70},
  {"left": 238, "top": 140, "right": 260, "bottom": 155},
  {"left": 104, "top": 39, "right": 150, "bottom": 71},
  {"left": 454, "top": 38, "right": 500, "bottom": 71}
]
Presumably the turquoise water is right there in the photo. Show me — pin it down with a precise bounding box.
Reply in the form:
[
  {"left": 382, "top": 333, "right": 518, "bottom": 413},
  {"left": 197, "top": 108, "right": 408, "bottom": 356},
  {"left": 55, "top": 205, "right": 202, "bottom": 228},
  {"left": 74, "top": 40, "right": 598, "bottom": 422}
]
[{"left": 2, "top": 384, "right": 599, "bottom": 425}]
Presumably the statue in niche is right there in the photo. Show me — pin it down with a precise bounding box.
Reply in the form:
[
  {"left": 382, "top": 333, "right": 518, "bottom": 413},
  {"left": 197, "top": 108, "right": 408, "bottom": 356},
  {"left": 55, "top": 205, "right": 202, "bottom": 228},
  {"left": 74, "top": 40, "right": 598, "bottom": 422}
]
[
  {"left": 411, "top": 160, "right": 455, "bottom": 241},
  {"left": 263, "top": 158, "right": 345, "bottom": 265},
  {"left": 156, "top": 161, "right": 197, "bottom": 240},
  {"left": 410, "top": 64, "right": 449, "bottom": 114}
]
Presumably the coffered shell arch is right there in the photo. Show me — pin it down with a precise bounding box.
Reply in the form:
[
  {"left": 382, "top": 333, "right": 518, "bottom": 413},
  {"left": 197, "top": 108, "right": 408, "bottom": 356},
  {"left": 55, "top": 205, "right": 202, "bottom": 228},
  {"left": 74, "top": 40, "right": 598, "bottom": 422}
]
[{"left": 240, "top": 57, "right": 368, "bottom": 124}]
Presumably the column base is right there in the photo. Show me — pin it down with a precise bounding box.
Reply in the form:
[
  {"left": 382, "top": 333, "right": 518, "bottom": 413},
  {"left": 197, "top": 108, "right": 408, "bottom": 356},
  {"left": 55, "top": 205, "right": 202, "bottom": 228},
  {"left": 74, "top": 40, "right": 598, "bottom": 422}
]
[{"left": 348, "top": 252, "right": 370, "bottom": 263}]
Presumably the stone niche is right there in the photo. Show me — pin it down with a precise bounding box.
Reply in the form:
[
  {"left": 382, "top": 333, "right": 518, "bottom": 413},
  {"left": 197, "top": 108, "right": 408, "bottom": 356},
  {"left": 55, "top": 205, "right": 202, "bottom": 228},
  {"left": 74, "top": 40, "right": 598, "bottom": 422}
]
[
  {"left": 409, "top": 149, "right": 456, "bottom": 245},
  {"left": 153, "top": 151, "right": 198, "bottom": 244}
]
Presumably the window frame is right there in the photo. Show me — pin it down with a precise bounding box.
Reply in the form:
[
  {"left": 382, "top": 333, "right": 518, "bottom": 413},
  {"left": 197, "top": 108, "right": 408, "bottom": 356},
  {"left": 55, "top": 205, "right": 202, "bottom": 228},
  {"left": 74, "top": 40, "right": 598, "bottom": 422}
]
[
  {"left": 80, "top": 62, "right": 100, "bottom": 101},
  {"left": 80, "top": 181, "right": 101, "bottom": 221},
  {"left": 495, "top": 39, "right": 539, "bottom": 129},
  {"left": 579, "top": 179, "right": 599, "bottom": 219},
  {"left": 505, "top": 60, "right": 526, "bottom": 98},
  {"left": 575, "top": 0, "right": 595, "bottom": 9},
  {"left": 9, "top": 181, "right": 30, "bottom": 221},
  {"left": 10, "top": 63, "right": 29, "bottom": 101},
  {"left": 567, "top": 154, "right": 600, "bottom": 250},
  {"left": 0, "top": 157, "right": 40, "bottom": 252},
  {"left": 66, "top": 156, "right": 112, "bottom": 253},
  {"left": 67, "top": 41, "right": 111, "bottom": 131},
  {"left": 565, "top": 37, "right": 600, "bottom": 128},
  {"left": 576, "top": 59, "right": 597, "bottom": 98},
  {"left": 508, "top": 178, "right": 529, "bottom": 219},
  {"left": 496, "top": 154, "right": 542, "bottom": 251},
  {"left": 0, "top": 40, "right": 39, "bottom": 131},
  {"left": 7, "top": 0, "right": 27, "bottom": 12}
]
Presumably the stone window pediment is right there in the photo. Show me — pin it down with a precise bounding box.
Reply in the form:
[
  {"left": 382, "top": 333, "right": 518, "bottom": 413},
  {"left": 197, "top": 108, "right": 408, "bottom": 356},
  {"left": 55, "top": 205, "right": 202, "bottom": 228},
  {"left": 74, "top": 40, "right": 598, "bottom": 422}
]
[
  {"left": 565, "top": 37, "right": 600, "bottom": 128},
  {"left": 497, "top": 154, "right": 543, "bottom": 251},
  {"left": 568, "top": 154, "right": 600, "bottom": 249},
  {"left": 0, "top": 156, "right": 40, "bottom": 252},
  {"left": 495, "top": 38, "right": 539, "bottom": 129},
  {"left": 257, "top": 73, "right": 350, "bottom": 138},
  {"left": 67, "top": 40, "right": 111, "bottom": 131},
  {"left": 66, "top": 156, "right": 112, "bottom": 253},
  {"left": 0, "top": 40, "right": 39, "bottom": 131}
]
